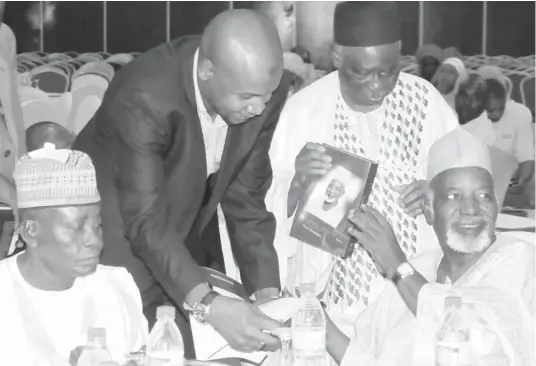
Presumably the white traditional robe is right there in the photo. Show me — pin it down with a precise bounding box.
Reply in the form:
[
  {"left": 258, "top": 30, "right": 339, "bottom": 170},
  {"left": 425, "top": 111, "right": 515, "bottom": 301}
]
[
  {"left": 0, "top": 253, "right": 148, "bottom": 365},
  {"left": 267, "top": 71, "right": 459, "bottom": 334},
  {"left": 339, "top": 233, "right": 535, "bottom": 366}
]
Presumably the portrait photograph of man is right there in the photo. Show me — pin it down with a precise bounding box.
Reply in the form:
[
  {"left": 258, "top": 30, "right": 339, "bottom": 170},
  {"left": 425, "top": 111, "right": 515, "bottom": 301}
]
[{"left": 302, "top": 165, "right": 364, "bottom": 228}]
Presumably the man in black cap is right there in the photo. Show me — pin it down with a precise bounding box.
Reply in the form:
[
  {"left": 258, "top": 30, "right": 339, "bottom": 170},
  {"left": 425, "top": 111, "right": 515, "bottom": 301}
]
[{"left": 268, "top": 1, "right": 459, "bottom": 332}]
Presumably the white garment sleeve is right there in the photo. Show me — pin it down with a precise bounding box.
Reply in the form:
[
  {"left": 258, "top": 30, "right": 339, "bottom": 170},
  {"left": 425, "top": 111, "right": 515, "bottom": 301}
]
[
  {"left": 513, "top": 106, "right": 535, "bottom": 163},
  {"left": 339, "top": 284, "right": 399, "bottom": 366},
  {"left": 110, "top": 268, "right": 149, "bottom": 354}
]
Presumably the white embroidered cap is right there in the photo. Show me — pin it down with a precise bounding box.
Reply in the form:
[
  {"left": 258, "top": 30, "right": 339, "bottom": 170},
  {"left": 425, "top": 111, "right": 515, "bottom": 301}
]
[
  {"left": 427, "top": 128, "right": 492, "bottom": 182},
  {"left": 13, "top": 142, "right": 100, "bottom": 209}
]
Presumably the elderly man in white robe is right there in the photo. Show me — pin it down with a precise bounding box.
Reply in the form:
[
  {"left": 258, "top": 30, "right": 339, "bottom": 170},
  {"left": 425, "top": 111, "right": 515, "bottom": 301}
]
[
  {"left": 267, "top": 1, "right": 458, "bottom": 334},
  {"left": 0, "top": 143, "right": 148, "bottom": 365},
  {"left": 326, "top": 128, "right": 534, "bottom": 365}
]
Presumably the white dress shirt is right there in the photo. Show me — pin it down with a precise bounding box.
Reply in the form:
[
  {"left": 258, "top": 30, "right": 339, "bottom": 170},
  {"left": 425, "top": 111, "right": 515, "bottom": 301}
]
[
  {"left": 193, "top": 49, "right": 239, "bottom": 279},
  {"left": 192, "top": 49, "right": 228, "bottom": 176}
]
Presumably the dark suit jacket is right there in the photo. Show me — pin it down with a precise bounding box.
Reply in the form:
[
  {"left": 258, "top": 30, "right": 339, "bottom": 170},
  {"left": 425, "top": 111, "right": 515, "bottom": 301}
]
[{"left": 73, "top": 36, "right": 290, "bottom": 306}]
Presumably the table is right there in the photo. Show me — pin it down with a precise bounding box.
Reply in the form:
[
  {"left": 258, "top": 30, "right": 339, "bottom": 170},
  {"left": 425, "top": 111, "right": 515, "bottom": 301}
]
[{"left": 496, "top": 210, "right": 536, "bottom": 233}]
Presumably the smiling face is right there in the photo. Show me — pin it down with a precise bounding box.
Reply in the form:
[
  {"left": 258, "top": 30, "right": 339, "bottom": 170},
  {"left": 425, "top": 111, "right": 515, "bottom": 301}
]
[
  {"left": 334, "top": 42, "right": 401, "bottom": 110},
  {"left": 325, "top": 179, "right": 345, "bottom": 204},
  {"left": 428, "top": 167, "right": 497, "bottom": 254},
  {"left": 22, "top": 203, "right": 104, "bottom": 279}
]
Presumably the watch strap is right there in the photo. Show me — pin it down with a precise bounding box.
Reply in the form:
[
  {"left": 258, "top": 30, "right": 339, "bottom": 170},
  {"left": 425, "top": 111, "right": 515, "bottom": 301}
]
[
  {"left": 201, "top": 290, "right": 220, "bottom": 306},
  {"left": 391, "top": 262, "right": 415, "bottom": 285}
]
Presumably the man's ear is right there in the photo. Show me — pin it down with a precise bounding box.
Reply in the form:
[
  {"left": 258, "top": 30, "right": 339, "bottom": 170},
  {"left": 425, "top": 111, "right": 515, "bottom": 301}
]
[
  {"left": 332, "top": 44, "right": 342, "bottom": 69},
  {"left": 198, "top": 57, "right": 214, "bottom": 81},
  {"left": 423, "top": 188, "right": 435, "bottom": 226},
  {"left": 20, "top": 220, "right": 38, "bottom": 248}
]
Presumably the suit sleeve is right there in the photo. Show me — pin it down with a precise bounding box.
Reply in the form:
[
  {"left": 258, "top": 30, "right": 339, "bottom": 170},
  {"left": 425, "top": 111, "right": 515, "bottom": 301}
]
[
  {"left": 220, "top": 76, "right": 291, "bottom": 295},
  {"left": 108, "top": 88, "right": 205, "bottom": 305}
]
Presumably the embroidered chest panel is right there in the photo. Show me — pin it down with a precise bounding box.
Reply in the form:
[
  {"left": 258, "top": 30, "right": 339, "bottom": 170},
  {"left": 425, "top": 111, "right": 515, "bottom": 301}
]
[{"left": 327, "top": 76, "right": 432, "bottom": 309}]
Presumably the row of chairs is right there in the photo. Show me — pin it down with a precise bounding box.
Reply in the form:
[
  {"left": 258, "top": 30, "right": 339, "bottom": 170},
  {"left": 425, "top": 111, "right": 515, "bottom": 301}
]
[
  {"left": 400, "top": 54, "right": 535, "bottom": 74},
  {"left": 400, "top": 55, "right": 535, "bottom": 113},
  {"left": 17, "top": 52, "right": 139, "bottom": 95},
  {"left": 14, "top": 51, "right": 536, "bottom": 134},
  {"left": 16, "top": 52, "right": 140, "bottom": 134}
]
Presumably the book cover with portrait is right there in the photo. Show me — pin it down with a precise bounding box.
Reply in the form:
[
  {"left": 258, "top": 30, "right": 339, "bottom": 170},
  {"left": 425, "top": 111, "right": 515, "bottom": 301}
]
[{"left": 290, "top": 144, "right": 378, "bottom": 258}]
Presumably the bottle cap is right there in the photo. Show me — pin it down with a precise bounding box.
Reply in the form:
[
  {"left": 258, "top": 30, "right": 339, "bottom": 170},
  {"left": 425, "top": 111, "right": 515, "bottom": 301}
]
[
  {"left": 156, "top": 305, "right": 176, "bottom": 320},
  {"left": 87, "top": 327, "right": 106, "bottom": 340},
  {"left": 298, "top": 283, "right": 315, "bottom": 296}
]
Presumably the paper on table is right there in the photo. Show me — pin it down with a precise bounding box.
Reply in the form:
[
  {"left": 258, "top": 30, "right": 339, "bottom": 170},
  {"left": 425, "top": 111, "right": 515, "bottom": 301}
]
[{"left": 191, "top": 296, "right": 299, "bottom": 365}]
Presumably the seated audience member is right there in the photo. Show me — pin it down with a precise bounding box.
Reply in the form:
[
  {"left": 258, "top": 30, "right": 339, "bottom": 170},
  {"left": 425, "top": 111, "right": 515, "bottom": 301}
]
[
  {"left": 0, "top": 2, "right": 26, "bottom": 212},
  {"left": 432, "top": 57, "right": 468, "bottom": 110},
  {"left": 456, "top": 73, "right": 496, "bottom": 146},
  {"left": 253, "top": 1, "right": 318, "bottom": 90},
  {"left": 415, "top": 44, "right": 443, "bottom": 82},
  {"left": 478, "top": 65, "right": 535, "bottom": 195},
  {"left": 326, "top": 128, "right": 535, "bottom": 365},
  {"left": 442, "top": 46, "right": 462, "bottom": 60},
  {"left": 26, "top": 121, "right": 76, "bottom": 152},
  {"left": 0, "top": 144, "right": 148, "bottom": 365}
]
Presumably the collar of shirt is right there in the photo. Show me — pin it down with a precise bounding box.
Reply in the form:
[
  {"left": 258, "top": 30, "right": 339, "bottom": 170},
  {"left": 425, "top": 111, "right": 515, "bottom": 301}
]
[{"left": 192, "top": 49, "right": 227, "bottom": 129}]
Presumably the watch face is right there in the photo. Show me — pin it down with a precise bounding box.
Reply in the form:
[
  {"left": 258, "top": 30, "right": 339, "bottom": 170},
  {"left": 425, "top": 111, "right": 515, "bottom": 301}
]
[
  {"left": 193, "top": 303, "right": 208, "bottom": 324},
  {"left": 399, "top": 263, "right": 415, "bottom": 278}
]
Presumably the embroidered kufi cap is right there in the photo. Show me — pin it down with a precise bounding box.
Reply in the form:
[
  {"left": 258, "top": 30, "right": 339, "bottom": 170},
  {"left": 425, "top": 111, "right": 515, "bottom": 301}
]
[
  {"left": 427, "top": 128, "right": 492, "bottom": 182},
  {"left": 13, "top": 143, "right": 100, "bottom": 209},
  {"left": 334, "top": 1, "right": 401, "bottom": 47}
]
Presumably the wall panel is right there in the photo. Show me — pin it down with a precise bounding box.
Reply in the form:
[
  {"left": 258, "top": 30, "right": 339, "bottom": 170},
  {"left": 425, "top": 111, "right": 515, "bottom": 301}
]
[
  {"left": 487, "top": 1, "right": 535, "bottom": 56},
  {"left": 43, "top": 1, "right": 104, "bottom": 53},
  {"left": 170, "top": 1, "right": 229, "bottom": 39},
  {"left": 423, "top": 1, "right": 483, "bottom": 55},
  {"left": 106, "top": 1, "right": 167, "bottom": 53},
  {"left": 3, "top": 1, "right": 41, "bottom": 52}
]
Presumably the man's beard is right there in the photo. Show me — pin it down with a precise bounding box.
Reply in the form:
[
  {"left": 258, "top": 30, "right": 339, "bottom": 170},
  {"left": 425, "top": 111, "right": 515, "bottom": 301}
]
[
  {"left": 445, "top": 225, "right": 492, "bottom": 254},
  {"left": 325, "top": 194, "right": 337, "bottom": 204}
]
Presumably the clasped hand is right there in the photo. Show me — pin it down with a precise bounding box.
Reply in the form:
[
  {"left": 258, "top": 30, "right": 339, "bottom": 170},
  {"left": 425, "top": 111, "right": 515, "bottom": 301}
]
[
  {"left": 208, "top": 296, "right": 282, "bottom": 353},
  {"left": 293, "top": 143, "right": 428, "bottom": 218},
  {"left": 347, "top": 206, "right": 406, "bottom": 279}
]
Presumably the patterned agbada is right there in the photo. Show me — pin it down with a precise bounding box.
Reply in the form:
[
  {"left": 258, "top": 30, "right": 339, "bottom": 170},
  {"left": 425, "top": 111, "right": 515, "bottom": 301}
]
[{"left": 267, "top": 71, "right": 458, "bottom": 332}]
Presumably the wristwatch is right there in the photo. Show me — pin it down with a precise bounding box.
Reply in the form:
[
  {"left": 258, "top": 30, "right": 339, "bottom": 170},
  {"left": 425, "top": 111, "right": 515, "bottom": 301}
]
[
  {"left": 193, "top": 290, "right": 220, "bottom": 324},
  {"left": 390, "top": 262, "right": 415, "bottom": 285}
]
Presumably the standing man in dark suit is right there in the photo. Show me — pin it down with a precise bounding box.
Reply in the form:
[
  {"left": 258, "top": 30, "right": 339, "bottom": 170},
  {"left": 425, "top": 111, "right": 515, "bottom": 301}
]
[{"left": 73, "top": 10, "right": 290, "bottom": 357}]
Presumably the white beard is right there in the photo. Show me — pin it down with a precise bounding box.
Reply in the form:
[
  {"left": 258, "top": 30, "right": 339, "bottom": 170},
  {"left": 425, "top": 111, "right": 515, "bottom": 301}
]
[
  {"left": 324, "top": 195, "right": 337, "bottom": 204},
  {"left": 445, "top": 226, "right": 492, "bottom": 254}
]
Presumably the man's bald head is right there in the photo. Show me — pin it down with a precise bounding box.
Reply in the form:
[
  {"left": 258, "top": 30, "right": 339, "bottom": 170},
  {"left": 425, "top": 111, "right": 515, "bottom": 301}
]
[
  {"left": 26, "top": 122, "right": 75, "bottom": 152},
  {"left": 201, "top": 9, "right": 282, "bottom": 68},
  {"left": 197, "top": 10, "right": 284, "bottom": 125}
]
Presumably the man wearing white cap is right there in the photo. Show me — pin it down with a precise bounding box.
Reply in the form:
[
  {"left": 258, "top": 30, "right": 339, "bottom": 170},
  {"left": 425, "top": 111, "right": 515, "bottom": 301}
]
[
  {"left": 0, "top": 144, "right": 148, "bottom": 365},
  {"left": 268, "top": 1, "right": 458, "bottom": 333},
  {"left": 325, "top": 128, "right": 534, "bottom": 365}
]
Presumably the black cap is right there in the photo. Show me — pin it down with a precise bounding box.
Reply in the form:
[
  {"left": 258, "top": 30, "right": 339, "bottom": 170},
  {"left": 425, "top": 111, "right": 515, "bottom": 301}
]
[{"left": 334, "top": 2, "right": 401, "bottom": 47}]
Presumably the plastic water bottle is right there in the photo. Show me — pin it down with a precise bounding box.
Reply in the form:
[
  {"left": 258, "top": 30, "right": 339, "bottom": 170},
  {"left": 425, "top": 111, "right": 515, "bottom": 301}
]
[
  {"left": 291, "top": 283, "right": 326, "bottom": 366},
  {"left": 147, "top": 305, "right": 185, "bottom": 366},
  {"left": 76, "top": 327, "right": 114, "bottom": 366},
  {"left": 435, "top": 296, "right": 472, "bottom": 366}
]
